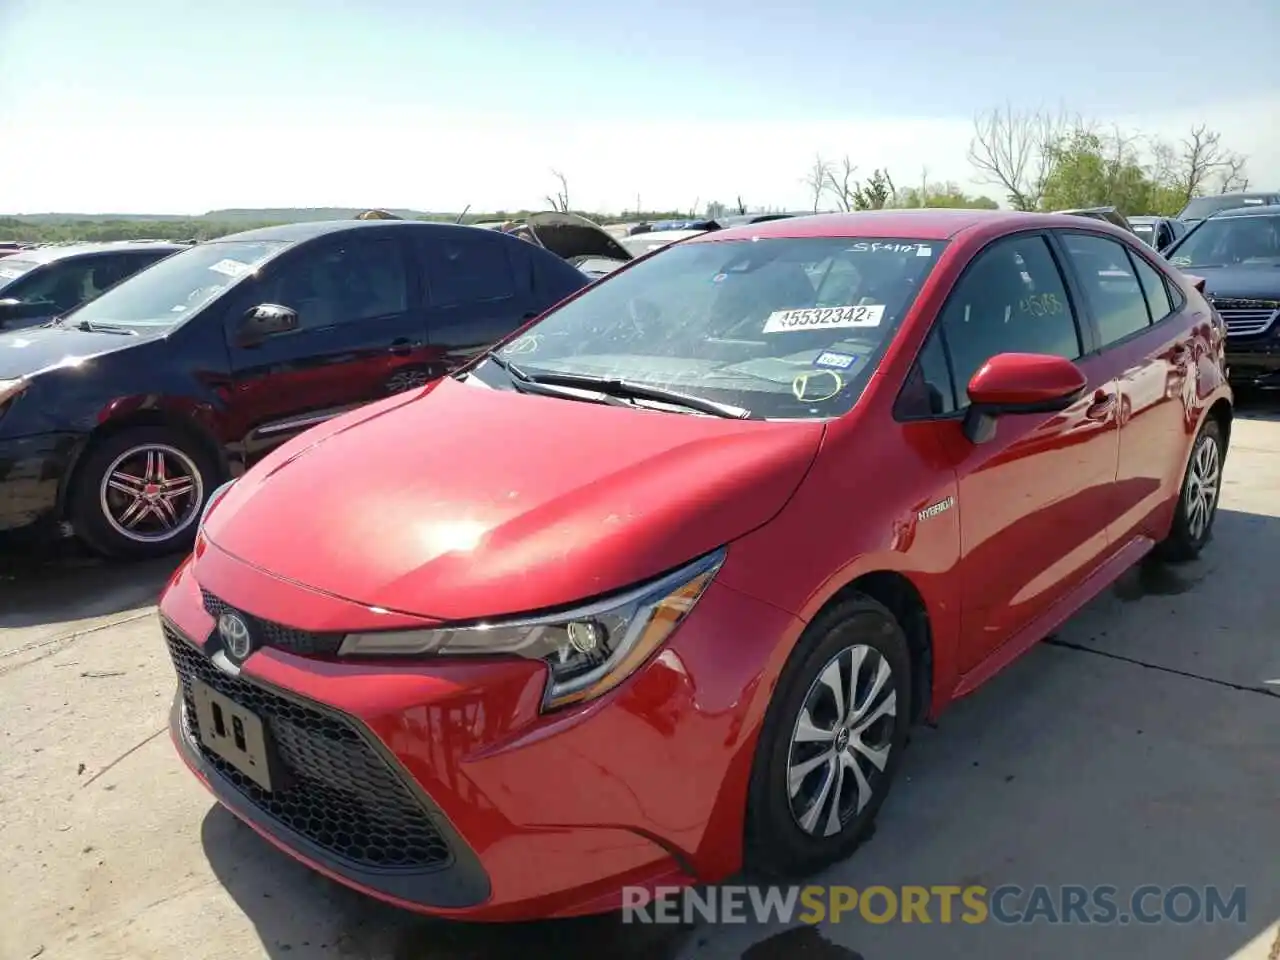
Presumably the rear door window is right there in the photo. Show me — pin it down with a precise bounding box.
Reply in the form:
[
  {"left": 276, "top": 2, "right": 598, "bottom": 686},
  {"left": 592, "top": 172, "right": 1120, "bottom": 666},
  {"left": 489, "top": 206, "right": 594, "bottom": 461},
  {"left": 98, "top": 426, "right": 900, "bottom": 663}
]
[
  {"left": 1060, "top": 233, "right": 1152, "bottom": 347},
  {"left": 419, "top": 232, "right": 516, "bottom": 308}
]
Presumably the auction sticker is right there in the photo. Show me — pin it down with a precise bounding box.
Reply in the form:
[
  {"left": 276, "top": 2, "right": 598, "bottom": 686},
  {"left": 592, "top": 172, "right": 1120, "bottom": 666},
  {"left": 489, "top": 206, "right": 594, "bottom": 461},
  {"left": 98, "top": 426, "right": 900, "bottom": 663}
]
[
  {"left": 763, "top": 304, "right": 884, "bottom": 333},
  {"left": 209, "top": 258, "right": 250, "bottom": 278}
]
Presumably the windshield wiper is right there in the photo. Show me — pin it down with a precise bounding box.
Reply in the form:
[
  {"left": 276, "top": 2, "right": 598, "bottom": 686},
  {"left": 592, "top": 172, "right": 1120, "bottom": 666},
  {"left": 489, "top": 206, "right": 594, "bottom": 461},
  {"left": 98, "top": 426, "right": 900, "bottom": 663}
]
[
  {"left": 484, "top": 353, "right": 750, "bottom": 418},
  {"left": 519, "top": 369, "right": 751, "bottom": 419},
  {"left": 75, "top": 319, "right": 137, "bottom": 336}
]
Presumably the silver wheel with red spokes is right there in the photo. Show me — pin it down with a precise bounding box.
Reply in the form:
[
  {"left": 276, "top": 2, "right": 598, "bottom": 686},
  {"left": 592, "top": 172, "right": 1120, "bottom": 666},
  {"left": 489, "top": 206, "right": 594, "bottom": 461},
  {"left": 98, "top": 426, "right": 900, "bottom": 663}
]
[{"left": 99, "top": 443, "right": 204, "bottom": 544}]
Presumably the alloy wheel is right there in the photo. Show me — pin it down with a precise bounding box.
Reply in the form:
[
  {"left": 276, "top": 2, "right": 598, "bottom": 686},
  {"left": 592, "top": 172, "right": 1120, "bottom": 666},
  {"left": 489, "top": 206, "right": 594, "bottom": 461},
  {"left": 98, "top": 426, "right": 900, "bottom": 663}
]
[
  {"left": 99, "top": 444, "right": 204, "bottom": 543},
  {"left": 786, "top": 644, "right": 898, "bottom": 838},
  {"left": 1184, "top": 433, "right": 1221, "bottom": 541}
]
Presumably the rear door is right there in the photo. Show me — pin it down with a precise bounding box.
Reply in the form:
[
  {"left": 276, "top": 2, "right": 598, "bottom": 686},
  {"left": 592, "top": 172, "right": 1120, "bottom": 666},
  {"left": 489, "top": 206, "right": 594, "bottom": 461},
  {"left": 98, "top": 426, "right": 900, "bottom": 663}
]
[
  {"left": 224, "top": 231, "right": 429, "bottom": 461},
  {"left": 414, "top": 229, "right": 538, "bottom": 370},
  {"left": 1054, "top": 229, "right": 1202, "bottom": 545}
]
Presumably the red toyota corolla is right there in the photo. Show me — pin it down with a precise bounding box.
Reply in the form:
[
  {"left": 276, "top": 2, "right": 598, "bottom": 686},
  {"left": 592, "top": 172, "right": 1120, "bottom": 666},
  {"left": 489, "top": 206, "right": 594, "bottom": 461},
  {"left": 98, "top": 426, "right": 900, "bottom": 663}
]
[{"left": 160, "top": 210, "right": 1232, "bottom": 921}]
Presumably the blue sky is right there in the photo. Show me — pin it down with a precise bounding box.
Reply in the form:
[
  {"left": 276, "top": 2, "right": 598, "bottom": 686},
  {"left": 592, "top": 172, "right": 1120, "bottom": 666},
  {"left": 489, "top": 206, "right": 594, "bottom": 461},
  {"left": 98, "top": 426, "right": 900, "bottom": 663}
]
[{"left": 2, "top": 0, "right": 1277, "bottom": 214}]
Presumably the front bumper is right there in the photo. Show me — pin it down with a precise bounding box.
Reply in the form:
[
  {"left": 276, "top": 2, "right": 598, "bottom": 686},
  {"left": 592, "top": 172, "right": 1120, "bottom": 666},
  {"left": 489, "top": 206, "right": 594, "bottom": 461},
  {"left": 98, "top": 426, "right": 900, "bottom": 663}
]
[
  {"left": 1225, "top": 338, "right": 1280, "bottom": 387},
  {"left": 0, "top": 432, "right": 79, "bottom": 539},
  {"left": 160, "top": 542, "right": 803, "bottom": 921}
]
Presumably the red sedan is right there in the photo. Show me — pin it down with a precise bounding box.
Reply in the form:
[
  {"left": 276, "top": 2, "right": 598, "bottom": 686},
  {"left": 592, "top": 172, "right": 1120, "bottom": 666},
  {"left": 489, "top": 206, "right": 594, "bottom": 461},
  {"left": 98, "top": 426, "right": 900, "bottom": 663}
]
[{"left": 159, "top": 210, "right": 1232, "bottom": 921}]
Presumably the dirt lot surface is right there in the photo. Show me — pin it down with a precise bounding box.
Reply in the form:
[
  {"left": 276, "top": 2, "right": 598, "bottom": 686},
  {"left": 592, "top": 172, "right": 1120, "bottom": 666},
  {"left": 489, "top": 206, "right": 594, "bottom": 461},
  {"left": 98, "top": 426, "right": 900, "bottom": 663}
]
[{"left": 2, "top": 404, "right": 1277, "bottom": 960}]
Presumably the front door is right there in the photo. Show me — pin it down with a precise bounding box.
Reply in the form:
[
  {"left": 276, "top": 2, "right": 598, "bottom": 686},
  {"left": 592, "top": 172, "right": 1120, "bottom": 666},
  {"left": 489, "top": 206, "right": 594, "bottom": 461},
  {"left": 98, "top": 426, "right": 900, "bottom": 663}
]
[
  {"left": 927, "top": 232, "right": 1123, "bottom": 673},
  {"left": 224, "top": 231, "right": 429, "bottom": 461}
]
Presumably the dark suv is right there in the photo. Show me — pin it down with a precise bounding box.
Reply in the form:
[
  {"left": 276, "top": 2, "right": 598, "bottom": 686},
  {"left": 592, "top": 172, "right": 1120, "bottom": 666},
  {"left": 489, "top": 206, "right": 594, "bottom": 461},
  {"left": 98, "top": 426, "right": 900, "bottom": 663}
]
[
  {"left": 1164, "top": 206, "right": 1280, "bottom": 387},
  {"left": 0, "top": 220, "right": 589, "bottom": 558},
  {"left": 1177, "top": 192, "right": 1280, "bottom": 225},
  {"left": 0, "top": 241, "right": 186, "bottom": 330}
]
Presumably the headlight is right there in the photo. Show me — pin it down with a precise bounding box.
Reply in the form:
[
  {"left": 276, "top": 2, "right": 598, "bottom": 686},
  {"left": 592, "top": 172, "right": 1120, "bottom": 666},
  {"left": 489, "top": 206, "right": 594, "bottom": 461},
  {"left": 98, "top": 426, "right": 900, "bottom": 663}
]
[
  {"left": 339, "top": 547, "right": 726, "bottom": 710},
  {"left": 199, "top": 479, "right": 236, "bottom": 531}
]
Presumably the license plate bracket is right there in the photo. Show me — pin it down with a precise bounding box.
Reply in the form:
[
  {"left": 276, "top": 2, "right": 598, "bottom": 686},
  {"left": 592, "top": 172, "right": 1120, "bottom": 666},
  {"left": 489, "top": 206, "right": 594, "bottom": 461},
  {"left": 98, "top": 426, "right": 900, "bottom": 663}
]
[{"left": 192, "top": 680, "right": 277, "bottom": 792}]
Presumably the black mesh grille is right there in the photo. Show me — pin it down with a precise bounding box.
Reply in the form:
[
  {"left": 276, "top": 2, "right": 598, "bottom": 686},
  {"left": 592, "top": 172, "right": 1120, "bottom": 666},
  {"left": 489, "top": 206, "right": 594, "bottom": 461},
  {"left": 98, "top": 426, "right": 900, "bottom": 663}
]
[
  {"left": 201, "top": 588, "right": 343, "bottom": 657},
  {"left": 165, "top": 625, "right": 452, "bottom": 871}
]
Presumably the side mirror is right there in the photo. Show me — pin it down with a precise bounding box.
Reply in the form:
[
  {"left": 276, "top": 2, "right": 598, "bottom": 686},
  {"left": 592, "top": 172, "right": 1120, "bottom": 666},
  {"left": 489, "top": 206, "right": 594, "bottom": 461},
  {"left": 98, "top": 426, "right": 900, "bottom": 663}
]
[
  {"left": 237, "top": 303, "right": 298, "bottom": 345},
  {"left": 962, "top": 352, "right": 1088, "bottom": 444}
]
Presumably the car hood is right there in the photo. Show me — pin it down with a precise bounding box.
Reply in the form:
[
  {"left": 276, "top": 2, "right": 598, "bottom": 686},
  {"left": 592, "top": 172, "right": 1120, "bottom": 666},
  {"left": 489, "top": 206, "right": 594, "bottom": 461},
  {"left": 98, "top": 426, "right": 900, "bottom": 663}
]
[
  {"left": 1186, "top": 265, "right": 1280, "bottom": 302},
  {"left": 521, "top": 212, "right": 634, "bottom": 263},
  {"left": 0, "top": 323, "right": 150, "bottom": 379},
  {"left": 205, "top": 376, "right": 824, "bottom": 621}
]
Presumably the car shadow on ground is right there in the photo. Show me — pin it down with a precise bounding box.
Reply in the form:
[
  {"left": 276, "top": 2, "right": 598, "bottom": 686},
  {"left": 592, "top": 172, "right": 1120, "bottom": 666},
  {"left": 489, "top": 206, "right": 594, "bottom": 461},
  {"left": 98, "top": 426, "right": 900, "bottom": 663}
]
[{"left": 0, "top": 545, "right": 180, "bottom": 631}]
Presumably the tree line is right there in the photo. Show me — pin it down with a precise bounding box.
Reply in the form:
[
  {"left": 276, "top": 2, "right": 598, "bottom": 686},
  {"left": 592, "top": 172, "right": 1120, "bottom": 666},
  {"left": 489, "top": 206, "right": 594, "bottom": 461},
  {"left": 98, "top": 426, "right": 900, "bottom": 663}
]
[{"left": 799, "top": 105, "right": 1251, "bottom": 216}]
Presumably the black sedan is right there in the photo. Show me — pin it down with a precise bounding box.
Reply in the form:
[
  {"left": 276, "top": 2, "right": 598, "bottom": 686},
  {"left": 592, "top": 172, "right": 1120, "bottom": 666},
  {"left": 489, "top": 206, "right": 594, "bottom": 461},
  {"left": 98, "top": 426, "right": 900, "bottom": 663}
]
[
  {"left": 0, "top": 241, "right": 186, "bottom": 331},
  {"left": 1163, "top": 206, "right": 1280, "bottom": 388},
  {"left": 0, "top": 219, "right": 590, "bottom": 558}
]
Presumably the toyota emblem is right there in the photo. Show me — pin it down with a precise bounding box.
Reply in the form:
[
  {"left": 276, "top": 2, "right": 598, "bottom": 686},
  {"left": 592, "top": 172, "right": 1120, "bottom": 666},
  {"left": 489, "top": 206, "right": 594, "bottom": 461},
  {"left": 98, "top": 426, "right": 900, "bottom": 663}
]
[{"left": 217, "top": 611, "right": 253, "bottom": 661}]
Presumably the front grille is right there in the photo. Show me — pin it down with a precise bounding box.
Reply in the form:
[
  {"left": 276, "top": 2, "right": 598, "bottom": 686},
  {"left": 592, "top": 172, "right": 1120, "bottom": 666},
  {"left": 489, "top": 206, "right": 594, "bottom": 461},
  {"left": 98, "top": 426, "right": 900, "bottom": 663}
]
[
  {"left": 165, "top": 626, "right": 452, "bottom": 871},
  {"left": 201, "top": 588, "right": 343, "bottom": 657},
  {"left": 1211, "top": 300, "right": 1279, "bottom": 338}
]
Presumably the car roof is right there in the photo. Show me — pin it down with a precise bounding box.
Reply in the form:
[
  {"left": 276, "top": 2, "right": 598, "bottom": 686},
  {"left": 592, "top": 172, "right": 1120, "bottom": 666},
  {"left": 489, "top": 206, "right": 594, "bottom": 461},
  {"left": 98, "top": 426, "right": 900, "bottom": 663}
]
[
  {"left": 218, "top": 219, "right": 485, "bottom": 243},
  {"left": 1205, "top": 205, "right": 1280, "bottom": 220},
  {"left": 9, "top": 240, "right": 188, "bottom": 265},
  {"left": 686, "top": 208, "right": 1115, "bottom": 244}
]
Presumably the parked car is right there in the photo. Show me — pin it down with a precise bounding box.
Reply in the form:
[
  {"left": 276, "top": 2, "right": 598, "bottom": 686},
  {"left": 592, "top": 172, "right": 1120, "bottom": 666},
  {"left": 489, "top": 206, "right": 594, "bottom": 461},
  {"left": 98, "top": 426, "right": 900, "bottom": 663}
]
[
  {"left": 619, "top": 227, "right": 716, "bottom": 256},
  {"left": 1163, "top": 205, "right": 1280, "bottom": 388},
  {"left": 1177, "top": 192, "right": 1280, "bottom": 225},
  {"left": 1127, "top": 215, "right": 1187, "bottom": 252},
  {"left": 1052, "top": 206, "right": 1138, "bottom": 235},
  {"left": 0, "top": 240, "right": 185, "bottom": 331},
  {"left": 480, "top": 212, "right": 634, "bottom": 278},
  {"left": 0, "top": 219, "right": 589, "bottom": 557},
  {"left": 160, "top": 209, "right": 1231, "bottom": 922}
]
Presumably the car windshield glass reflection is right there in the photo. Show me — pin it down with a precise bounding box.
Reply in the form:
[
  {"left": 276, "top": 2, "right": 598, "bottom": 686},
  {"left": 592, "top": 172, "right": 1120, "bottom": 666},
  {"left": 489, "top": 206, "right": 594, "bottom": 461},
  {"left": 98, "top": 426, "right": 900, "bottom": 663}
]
[
  {"left": 476, "top": 236, "right": 946, "bottom": 420},
  {"left": 1168, "top": 214, "right": 1280, "bottom": 268},
  {"left": 65, "top": 240, "right": 287, "bottom": 328}
]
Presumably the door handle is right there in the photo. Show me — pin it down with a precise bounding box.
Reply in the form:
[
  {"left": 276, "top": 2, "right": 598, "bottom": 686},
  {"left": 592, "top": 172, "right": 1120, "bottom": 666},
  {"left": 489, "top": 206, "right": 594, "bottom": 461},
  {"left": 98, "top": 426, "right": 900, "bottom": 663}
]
[
  {"left": 389, "top": 338, "right": 422, "bottom": 356},
  {"left": 1086, "top": 391, "right": 1117, "bottom": 421}
]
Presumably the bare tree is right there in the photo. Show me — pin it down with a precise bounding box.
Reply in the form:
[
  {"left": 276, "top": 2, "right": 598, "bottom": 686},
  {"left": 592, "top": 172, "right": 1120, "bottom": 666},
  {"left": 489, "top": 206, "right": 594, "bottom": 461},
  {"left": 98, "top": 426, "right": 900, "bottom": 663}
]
[
  {"left": 822, "top": 156, "right": 859, "bottom": 212},
  {"left": 968, "top": 104, "right": 1073, "bottom": 210},
  {"left": 1177, "top": 125, "right": 1250, "bottom": 201},
  {"left": 545, "top": 170, "right": 570, "bottom": 212},
  {"left": 802, "top": 155, "right": 831, "bottom": 213},
  {"left": 736, "top": 195, "right": 747, "bottom": 215},
  {"left": 1216, "top": 156, "right": 1250, "bottom": 194}
]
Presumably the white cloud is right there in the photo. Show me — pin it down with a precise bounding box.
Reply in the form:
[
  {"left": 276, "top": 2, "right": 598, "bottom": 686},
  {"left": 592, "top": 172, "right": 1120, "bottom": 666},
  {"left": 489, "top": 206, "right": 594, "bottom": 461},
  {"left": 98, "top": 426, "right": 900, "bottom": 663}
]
[{"left": 2, "top": 96, "right": 1275, "bottom": 215}]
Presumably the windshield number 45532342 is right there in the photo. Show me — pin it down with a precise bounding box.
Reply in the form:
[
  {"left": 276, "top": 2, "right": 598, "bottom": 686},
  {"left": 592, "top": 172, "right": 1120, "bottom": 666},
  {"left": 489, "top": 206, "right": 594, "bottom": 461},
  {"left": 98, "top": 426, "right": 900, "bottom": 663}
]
[{"left": 763, "top": 304, "right": 885, "bottom": 333}]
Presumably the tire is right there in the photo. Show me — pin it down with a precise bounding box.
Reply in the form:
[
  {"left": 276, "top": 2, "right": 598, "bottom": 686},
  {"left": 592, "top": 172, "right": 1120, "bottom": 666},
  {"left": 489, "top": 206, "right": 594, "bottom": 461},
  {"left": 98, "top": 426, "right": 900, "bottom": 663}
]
[
  {"left": 744, "top": 595, "right": 912, "bottom": 879},
  {"left": 1154, "top": 418, "right": 1225, "bottom": 564},
  {"left": 70, "top": 426, "right": 219, "bottom": 560}
]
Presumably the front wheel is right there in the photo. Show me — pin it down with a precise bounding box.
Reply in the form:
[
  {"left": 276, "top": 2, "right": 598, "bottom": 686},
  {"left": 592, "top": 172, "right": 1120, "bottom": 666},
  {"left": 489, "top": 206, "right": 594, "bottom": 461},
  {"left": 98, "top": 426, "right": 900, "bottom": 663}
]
[
  {"left": 1154, "top": 419, "right": 1224, "bottom": 564},
  {"left": 70, "top": 426, "right": 218, "bottom": 560},
  {"left": 745, "top": 595, "right": 912, "bottom": 879}
]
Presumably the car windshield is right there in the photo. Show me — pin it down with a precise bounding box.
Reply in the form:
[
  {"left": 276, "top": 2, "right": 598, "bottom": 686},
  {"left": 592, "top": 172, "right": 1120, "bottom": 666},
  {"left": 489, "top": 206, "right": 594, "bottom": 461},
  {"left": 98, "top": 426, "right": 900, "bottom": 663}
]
[
  {"left": 64, "top": 239, "right": 286, "bottom": 328},
  {"left": 1179, "top": 196, "right": 1276, "bottom": 220},
  {"left": 0, "top": 258, "right": 38, "bottom": 290},
  {"left": 1167, "top": 214, "right": 1280, "bottom": 269},
  {"left": 475, "top": 235, "right": 945, "bottom": 420}
]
